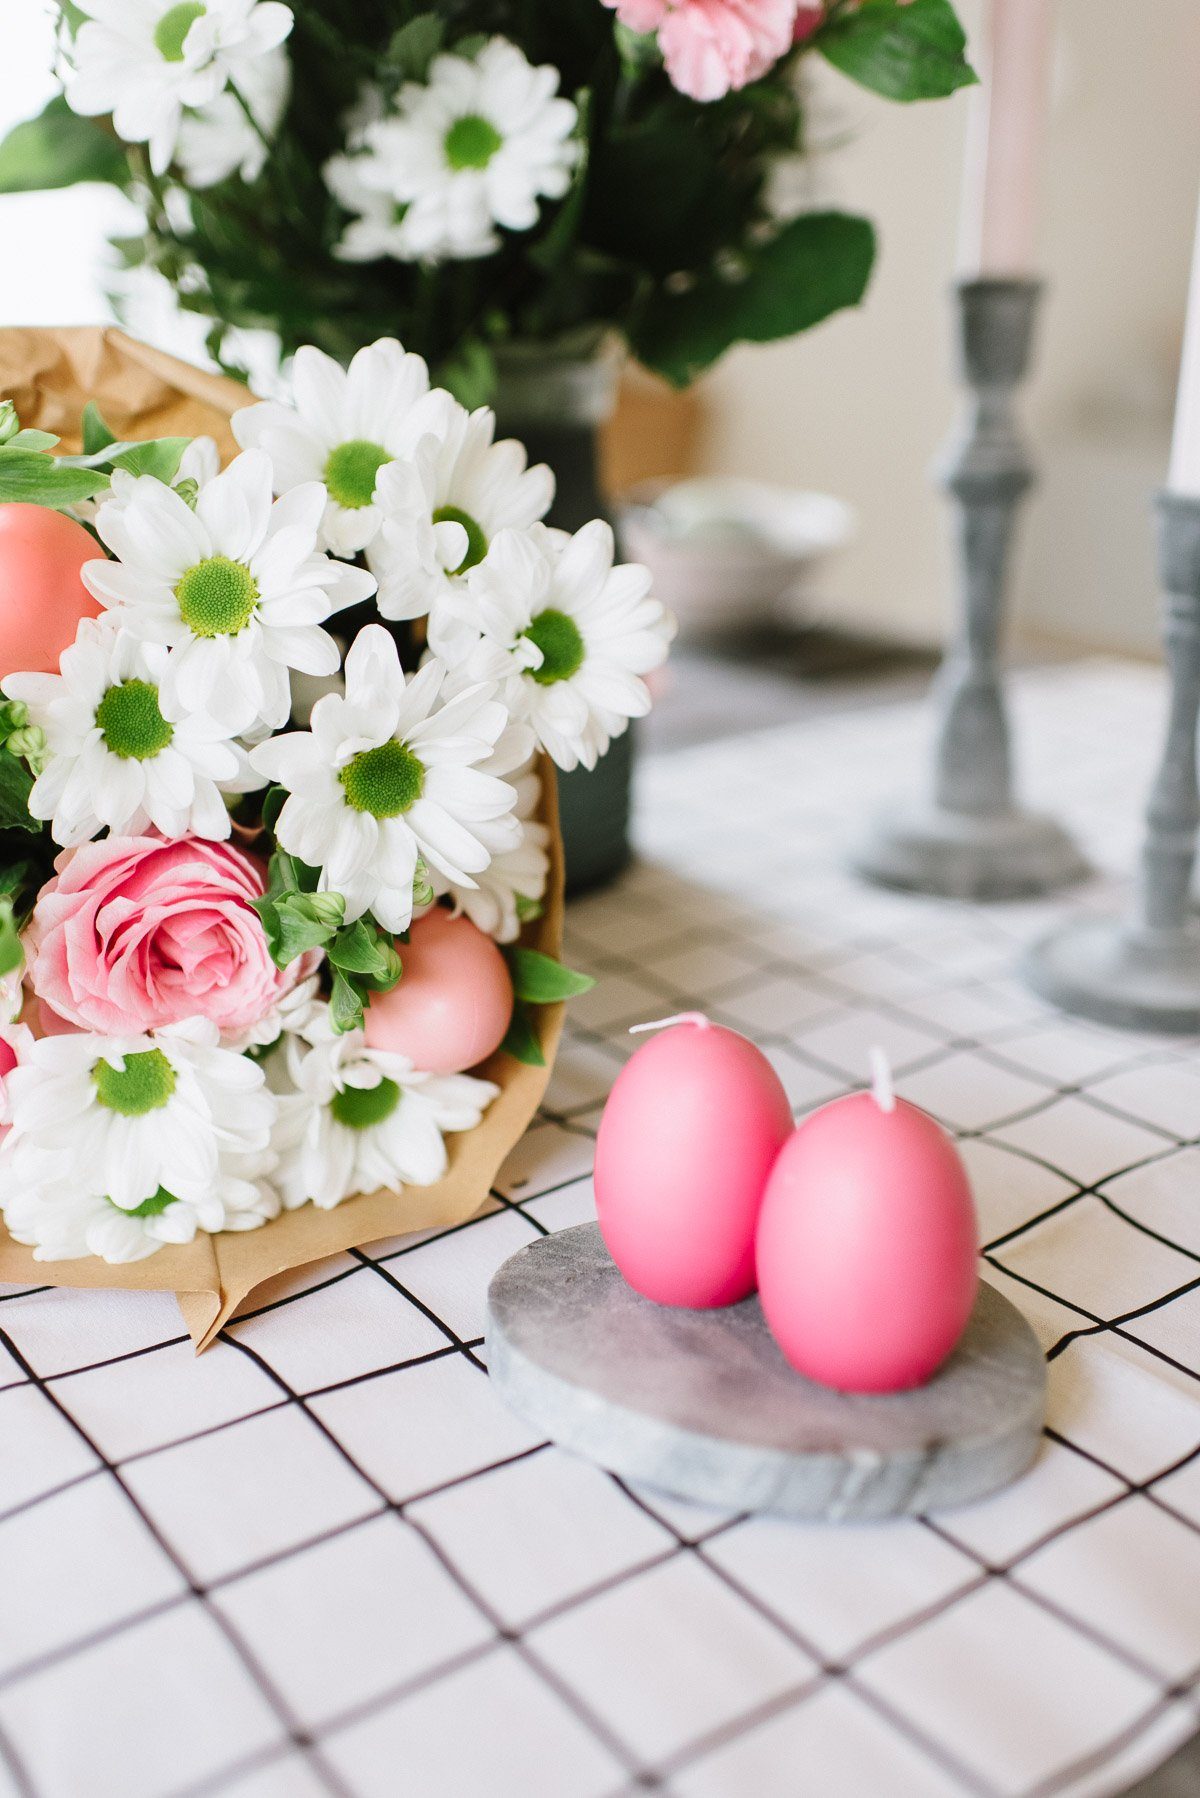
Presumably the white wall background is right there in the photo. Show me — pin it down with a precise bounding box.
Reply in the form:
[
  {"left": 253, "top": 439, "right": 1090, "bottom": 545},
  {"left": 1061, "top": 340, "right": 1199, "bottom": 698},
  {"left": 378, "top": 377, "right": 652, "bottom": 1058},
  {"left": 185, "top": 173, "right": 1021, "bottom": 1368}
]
[
  {"left": 2, "top": 0, "right": 1197, "bottom": 655},
  {"left": 0, "top": 4, "right": 140, "bottom": 322}
]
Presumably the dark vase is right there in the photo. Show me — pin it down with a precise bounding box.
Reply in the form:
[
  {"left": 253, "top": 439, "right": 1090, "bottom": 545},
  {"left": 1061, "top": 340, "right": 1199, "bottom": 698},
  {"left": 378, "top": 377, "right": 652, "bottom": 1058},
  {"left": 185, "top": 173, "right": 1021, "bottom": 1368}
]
[{"left": 493, "top": 344, "right": 633, "bottom": 897}]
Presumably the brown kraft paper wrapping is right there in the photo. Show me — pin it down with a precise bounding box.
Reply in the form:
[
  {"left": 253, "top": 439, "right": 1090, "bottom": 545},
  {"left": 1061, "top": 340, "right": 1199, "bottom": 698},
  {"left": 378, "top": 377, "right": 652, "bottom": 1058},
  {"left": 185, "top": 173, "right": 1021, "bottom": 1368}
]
[{"left": 0, "top": 326, "right": 566, "bottom": 1350}]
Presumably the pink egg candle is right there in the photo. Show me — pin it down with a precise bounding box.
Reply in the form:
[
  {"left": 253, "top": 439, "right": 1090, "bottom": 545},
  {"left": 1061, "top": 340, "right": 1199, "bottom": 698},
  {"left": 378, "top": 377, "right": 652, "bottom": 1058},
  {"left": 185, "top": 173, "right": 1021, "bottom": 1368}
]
[
  {"left": 594, "top": 1013, "right": 793, "bottom": 1309},
  {"left": 363, "top": 908, "right": 513, "bottom": 1075},
  {"left": 756, "top": 1051, "right": 979, "bottom": 1393},
  {"left": 0, "top": 504, "right": 101, "bottom": 678}
]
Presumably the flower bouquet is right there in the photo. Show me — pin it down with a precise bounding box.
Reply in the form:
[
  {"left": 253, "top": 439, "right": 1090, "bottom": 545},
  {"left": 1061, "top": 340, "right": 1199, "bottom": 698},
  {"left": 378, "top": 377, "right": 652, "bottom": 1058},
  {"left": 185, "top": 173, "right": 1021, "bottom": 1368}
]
[
  {"left": 0, "top": 325, "right": 673, "bottom": 1348},
  {"left": 0, "top": 1, "right": 975, "bottom": 393}
]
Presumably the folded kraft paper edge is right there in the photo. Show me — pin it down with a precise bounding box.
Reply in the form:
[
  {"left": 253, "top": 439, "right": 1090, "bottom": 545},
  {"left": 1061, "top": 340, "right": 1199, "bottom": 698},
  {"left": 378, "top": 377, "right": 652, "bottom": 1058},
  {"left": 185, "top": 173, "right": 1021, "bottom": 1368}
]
[{"left": 0, "top": 325, "right": 567, "bottom": 1352}]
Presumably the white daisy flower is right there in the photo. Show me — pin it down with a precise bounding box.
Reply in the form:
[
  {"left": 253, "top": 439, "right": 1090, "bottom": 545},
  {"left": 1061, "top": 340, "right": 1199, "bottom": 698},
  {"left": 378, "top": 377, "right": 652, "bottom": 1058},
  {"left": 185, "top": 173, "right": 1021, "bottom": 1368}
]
[
  {"left": 271, "top": 1019, "right": 499, "bottom": 1210},
  {"left": 430, "top": 713, "right": 550, "bottom": 943},
  {"left": 325, "top": 145, "right": 408, "bottom": 264},
  {"left": 0, "top": 1018, "right": 279, "bottom": 1263},
  {"left": 176, "top": 40, "right": 290, "bottom": 188},
  {"left": 430, "top": 520, "right": 676, "bottom": 772},
  {"left": 251, "top": 625, "right": 520, "bottom": 933},
  {"left": 83, "top": 448, "right": 376, "bottom": 737},
  {"left": 1, "top": 1153, "right": 279, "bottom": 1264},
  {"left": 2, "top": 618, "right": 253, "bottom": 847},
  {"left": 346, "top": 38, "right": 580, "bottom": 263},
  {"left": 369, "top": 395, "right": 554, "bottom": 625},
  {"left": 65, "top": 0, "right": 294, "bottom": 178},
  {"left": 232, "top": 338, "right": 435, "bottom": 558}
]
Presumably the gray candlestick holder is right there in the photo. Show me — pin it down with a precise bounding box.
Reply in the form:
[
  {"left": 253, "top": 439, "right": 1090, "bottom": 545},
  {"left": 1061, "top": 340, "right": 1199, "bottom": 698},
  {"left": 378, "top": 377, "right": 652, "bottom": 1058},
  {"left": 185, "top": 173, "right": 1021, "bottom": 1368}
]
[
  {"left": 852, "top": 278, "right": 1087, "bottom": 900},
  {"left": 1024, "top": 493, "right": 1200, "bottom": 1032}
]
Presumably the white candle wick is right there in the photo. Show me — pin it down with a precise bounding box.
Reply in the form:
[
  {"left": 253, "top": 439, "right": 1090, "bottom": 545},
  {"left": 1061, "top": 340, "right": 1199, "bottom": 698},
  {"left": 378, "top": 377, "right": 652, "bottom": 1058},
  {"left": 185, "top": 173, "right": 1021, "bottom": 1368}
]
[
  {"left": 629, "top": 1012, "right": 711, "bottom": 1036},
  {"left": 869, "top": 1046, "right": 896, "bottom": 1114}
]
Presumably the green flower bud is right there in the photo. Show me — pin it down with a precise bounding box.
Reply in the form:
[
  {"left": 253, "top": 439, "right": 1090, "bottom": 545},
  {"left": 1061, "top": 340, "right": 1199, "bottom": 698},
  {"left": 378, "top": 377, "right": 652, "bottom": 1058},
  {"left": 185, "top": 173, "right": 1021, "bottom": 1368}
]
[
  {"left": 412, "top": 858, "right": 434, "bottom": 910},
  {"left": 308, "top": 890, "right": 346, "bottom": 929},
  {"left": 8, "top": 725, "right": 48, "bottom": 774}
]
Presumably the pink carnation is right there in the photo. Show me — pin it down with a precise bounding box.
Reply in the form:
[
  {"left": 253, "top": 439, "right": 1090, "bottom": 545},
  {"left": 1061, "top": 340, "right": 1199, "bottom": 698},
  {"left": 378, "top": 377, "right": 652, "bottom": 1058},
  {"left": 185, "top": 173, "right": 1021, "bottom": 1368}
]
[
  {"left": 604, "top": 0, "right": 798, "bottom": 101},
  {"left": 27, "top": 835, "right": 308, "bottom": 1042}
]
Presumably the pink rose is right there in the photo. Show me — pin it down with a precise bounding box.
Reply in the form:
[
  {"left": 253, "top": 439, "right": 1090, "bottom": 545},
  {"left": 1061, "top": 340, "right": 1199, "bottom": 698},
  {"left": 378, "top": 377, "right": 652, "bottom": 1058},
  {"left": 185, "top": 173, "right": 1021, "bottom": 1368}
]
[
  {"left": 27, "top": 835, "right": 307, "bottom": 1041},
  {"left": 603, "top": 0, "right": 797, "bottom": 100}
]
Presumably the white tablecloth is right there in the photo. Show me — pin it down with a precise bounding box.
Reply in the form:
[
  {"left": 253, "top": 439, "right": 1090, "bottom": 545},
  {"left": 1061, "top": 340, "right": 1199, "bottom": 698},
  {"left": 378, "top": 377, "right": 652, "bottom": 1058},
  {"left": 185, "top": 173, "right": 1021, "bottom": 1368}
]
[{"left": 3, "top": 660, "right": 1200, "bottom": 1798}]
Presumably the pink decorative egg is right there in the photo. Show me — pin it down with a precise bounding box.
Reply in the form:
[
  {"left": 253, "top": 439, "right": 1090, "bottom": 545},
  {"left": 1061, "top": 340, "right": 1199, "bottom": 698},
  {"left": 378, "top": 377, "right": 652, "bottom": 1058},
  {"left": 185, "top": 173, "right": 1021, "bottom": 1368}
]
[
  {"left": 0, "top": 504, "right": 102, "bottom": 678},
  {"left": 756, "top": 1091, "right": 978, "bottom": 1393},
  {"left": 594, "top": 1015, "right": 793, "bottom": 1308},
  {"left": 363, "top": 908, "right": 513, "bottom": 1074}
]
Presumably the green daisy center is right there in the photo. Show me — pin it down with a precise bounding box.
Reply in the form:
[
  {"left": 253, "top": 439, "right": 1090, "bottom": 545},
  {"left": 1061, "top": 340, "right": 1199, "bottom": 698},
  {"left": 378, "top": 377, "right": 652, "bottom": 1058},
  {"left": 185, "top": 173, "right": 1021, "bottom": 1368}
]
[
  {"left": 324, "top": 439, "right": 392, "bottom": 510},
  {"left": 444, "top": 114, "right": 503, "bottom": 171},
  {"left": 339, "top": 741, "right": 425, "bottom": 819},
  {"left": 176, "top": 555, "right": 259, "bottom": 639},
  {"left": 154, "top": 1, "right": 205, "bottom": 62},
  {"left": 109, "top": 1185, "right": 178, "bottom": 1219},
  {"left": 523, "top": 608, "right": 585, "bottom": 685},
  {"left": 330, "top": 1077, "right": 401, "bottom": 1131},
  {"left": 432, "top": 504, "right": 488, "bottom": 576},
  {"left": 95, "top": 680, "right": 174, "bottom": 761},
  {"left": 93, "top": 1049, "right": 177, "bottom": 1117}
]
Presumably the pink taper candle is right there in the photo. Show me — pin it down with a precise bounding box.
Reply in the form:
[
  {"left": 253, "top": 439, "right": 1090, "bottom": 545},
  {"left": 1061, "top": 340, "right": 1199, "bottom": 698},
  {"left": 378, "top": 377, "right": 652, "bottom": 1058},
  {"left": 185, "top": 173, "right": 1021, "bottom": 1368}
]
[
  {"left": 1169, "top": 185, "right": 1200, "bottom": 500},
  {"left": 756, "top": 1051, "right": 979, "bottom": 1393},
  {"left": 957, "top": 0, "right": 1052, "bottom": 277}
]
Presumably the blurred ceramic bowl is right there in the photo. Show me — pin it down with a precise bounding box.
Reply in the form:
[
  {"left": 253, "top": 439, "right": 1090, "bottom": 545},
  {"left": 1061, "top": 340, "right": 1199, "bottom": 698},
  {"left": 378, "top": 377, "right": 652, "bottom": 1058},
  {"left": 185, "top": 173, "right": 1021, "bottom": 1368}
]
[{"left": 618, "top": 477, "right": 854, "bottom": 634}]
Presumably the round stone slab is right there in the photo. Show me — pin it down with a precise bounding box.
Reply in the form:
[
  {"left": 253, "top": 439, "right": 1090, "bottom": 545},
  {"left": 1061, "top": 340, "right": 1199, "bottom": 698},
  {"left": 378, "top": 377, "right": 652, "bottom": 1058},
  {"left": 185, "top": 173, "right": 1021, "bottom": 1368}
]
[{"left": 486, "top": 1224, "right": 1046, "bottom": 1521}]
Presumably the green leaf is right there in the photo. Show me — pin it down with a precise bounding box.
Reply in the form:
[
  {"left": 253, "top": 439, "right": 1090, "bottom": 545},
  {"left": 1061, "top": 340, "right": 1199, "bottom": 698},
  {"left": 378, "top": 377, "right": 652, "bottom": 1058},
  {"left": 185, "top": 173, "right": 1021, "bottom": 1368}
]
[
  {"left": 252, "top": 888, "right": 344, "bottom": 970},
  {"left": 438, "top": 339, "right": 496, "bottom": 411},
  {"left": 500, "top": 1001, "right": 546, "bottom": 1067},
  {"left": 82, "top": 402, "right": 117, "bottom": 456},
  {"left": 329, "top": 966, "right": 366, "bottom": 1034},
  {"left": 386, "top": 13, "right": 444, "bottom": 81},
  {"left": 0, "top": 94, "right": 130, "bottom": 194},
  {"left": 819, "top": 0, "right": 977, "bottom": 102},
  {"left": 0, "top": 852, "right": 47, "bottom": 929},
  {"left": 0, "top": 897, "right": 23, "bottom": 979},
  {"left": 109, "top": 437, "right": 190, "bottom": 483},
  {"left": 328, "top": 918, "right": 391, "bottom": 978},
  {"left": 630, "top": 211, "right": 876, "bottom": 388},
  {"left": 6, "top": 429, "right": 58, "bottom": 454},
  {"left": 0, "top": 745, "right": 37, "bottom": 834},
  {"left": 506, "top": 948, "right": 595, "bottom": 1005},
  {"left": 0, "top": 451, "right": 110, "bottom": 508},
  {"left": 260, "top": 847, "right": 319, "bottom": 902},
  {"left": 261, "top": 783, "right": 286, "bottom": 837}
]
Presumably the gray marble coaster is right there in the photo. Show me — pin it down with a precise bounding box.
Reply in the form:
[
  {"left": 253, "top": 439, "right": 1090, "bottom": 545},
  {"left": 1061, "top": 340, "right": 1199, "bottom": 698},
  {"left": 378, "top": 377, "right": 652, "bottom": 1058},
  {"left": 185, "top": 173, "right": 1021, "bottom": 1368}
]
[{"left": 486, "top": 1224, "right": 1047, "bottom": 1522}]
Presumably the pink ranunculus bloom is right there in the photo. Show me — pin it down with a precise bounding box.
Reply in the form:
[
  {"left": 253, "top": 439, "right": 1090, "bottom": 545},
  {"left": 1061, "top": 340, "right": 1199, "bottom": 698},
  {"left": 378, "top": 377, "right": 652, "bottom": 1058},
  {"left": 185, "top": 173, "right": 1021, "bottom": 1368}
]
[
  {"left": 606, "top": 0, "right": 670, "bottom": 29},
  {"left": 0, "top": 1019, "right": 33, "bottom": 1135},
  {"left": 603, "top": 0, "right": 798, "bottom": 101},
  {"left": 27, "top": 835, "right": 309, "bottom": 1042},
  {"left": 792, "top": 2, "right": 824, "bottom": 43}
]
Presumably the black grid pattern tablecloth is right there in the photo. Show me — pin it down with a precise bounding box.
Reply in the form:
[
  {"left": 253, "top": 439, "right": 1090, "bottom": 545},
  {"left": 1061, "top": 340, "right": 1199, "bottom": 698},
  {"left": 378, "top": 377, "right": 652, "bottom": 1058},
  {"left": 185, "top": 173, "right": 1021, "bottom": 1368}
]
[{"left": 3, "top": 661, "right": 1200, "bottom": 1798}]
